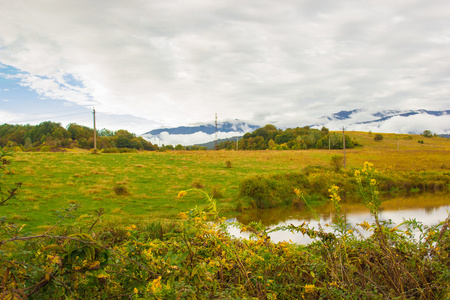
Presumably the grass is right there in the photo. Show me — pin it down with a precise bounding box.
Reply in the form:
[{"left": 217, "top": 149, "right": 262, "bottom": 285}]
[{"left": 1, "top": 132, "right": 450, "bottom": 233}]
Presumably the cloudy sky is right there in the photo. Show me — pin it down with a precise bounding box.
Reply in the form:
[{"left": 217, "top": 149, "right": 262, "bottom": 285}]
[{"left": 1, "top": 0, "right": 449, "bottom": 139}]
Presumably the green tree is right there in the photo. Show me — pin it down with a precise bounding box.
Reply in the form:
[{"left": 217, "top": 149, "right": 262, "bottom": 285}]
[{"left": 422, "top": 130, "right": 433, "bottom": 138}]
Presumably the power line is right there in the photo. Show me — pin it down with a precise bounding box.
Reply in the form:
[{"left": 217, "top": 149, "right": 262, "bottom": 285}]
[{"left": 10, "top": 112, "right": 88, "bottom": 124}]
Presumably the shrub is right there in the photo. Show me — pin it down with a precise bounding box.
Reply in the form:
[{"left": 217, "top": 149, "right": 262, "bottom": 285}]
[
  {"left": 102, "top": 147, "right": 119, "bottom": 153},
  {"left": 239, "top": 176, "right": 279, "bottom": 208},
  {"left": 225, "top": 160, "right": 232, "bottom": 168},
  {"left": 191, "top": 179, "right": 205, "bottom": 189},
  {"left": 330, "top": 155, "right": 344, "bottom": 172},
  {"left": 113, "top": 184, "right": 129, "bottom": 195},
  {"left": 210, "top": 184, "right": 225, "bottom": 199},
  {"left": 40, "top": 145, "right": 51, "bottom": 152},
  {"left": 373, "top": 134, "right": 384, "bottom": 141}
]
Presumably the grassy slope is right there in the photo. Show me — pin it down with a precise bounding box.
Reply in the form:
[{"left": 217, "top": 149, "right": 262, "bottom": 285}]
[{"left": 2, "top": 131, "right": 450, "bottom": 233}]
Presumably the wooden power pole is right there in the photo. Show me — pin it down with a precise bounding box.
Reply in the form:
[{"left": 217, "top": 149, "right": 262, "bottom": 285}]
[
  {"left": 343, "top": 127, "right": 346, "bottom": 168},
  {"left": 214, "top": 113, "right": 218, "bottom": 150},
  {"left": 93, "top": 108, "right": 97, "bottom": 150}
]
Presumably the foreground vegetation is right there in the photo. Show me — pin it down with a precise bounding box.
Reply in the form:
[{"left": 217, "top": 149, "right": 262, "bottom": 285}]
[{"left": 1, "top": 152, "right": 449, "bottom": 299}]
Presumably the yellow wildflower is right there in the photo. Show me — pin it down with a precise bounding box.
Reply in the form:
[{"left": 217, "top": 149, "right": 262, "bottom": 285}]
[
  {"left": 125, "top": 224, "right": 137, "bottom": 231},
  {"left": 47, "top": 255, "right": 62, "bottom": 265},
  {"left": 150, "top": 276, "right": 162, "bottom": 293},
  {"left": 304, "top": 284, "right": 316, "bottom": 293},
  {"left": 134, "top": 287, "right": 138, "bottom": 294},
  {"left": 178, "top": 212, "right": 187, "bottom": 219},
  {"left": 330, "top": 281, "right": 339, "bottom": 287},
  {"left": 88, "top": 260, "right": 100, "bottom": 270},
  {"left": 177, "top": 190, "right": 187, "bottom": 198},
  {"left": 358, "top": 221, "right": 371, "bottom": 231},
  {"left": 294, "top": 188, "right": 302, "bottom": 197}
]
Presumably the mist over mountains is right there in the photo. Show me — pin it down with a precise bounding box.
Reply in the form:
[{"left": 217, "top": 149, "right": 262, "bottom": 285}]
[
  {"left": 142, "top": 109, "right": 450, "bottom": 146},
  {"left": 141, "top": 120, "right": 259, "bottom": 146}
]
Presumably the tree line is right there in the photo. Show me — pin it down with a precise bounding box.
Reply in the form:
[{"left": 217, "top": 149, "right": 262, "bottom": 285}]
[
  {"left": 0, "top": 121, "right": 158, "bottom": 151},
  {"left": 0, "top": 122, "right": 360, "bottom": 152},
  {"left": 218, "top": 124, "right": 360, "bottom": 150}
]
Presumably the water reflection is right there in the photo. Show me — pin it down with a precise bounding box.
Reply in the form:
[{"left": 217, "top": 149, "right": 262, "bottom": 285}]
[{"left": 227, "top": 194, "right": 450, "bottom": 244}]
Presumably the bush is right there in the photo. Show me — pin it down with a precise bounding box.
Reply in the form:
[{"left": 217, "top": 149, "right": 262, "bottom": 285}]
[
  {"left": 225, "top": 160, "right": 232, "bottom": 168},
  {"left": 373, "top": 134, "right": 384, "bottom": 141},
  {"left": 239, "top": 176, "right": 279, "bottom": 208},
  {"left": 210, "top": 184, "right": 225, "bottom": 199},
  {"left": 113, "top": 184, "right": 129, "bottom": 195},
  {"left": 191, "top": 179, "right": 205, "bottom": 189},
  {"left": 330, "top": 155, "right": 344, "bottom": 172}
]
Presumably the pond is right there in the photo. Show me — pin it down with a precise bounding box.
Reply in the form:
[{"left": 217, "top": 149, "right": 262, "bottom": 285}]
[{"left": 227, "top": 193, "right": 450, "bottom": 244}]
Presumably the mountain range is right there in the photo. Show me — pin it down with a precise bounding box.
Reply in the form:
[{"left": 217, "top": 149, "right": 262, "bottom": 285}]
[
  {"left": 141, "top": 109, "right": 449, "bottom": 146},
  {"left": 143, "top": 120, "right": 259, "bottom": 136},
  {"left": 324, "top": 109, "right": 450, "bottom": 124}
]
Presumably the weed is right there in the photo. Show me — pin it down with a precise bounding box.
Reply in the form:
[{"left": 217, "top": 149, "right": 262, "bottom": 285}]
[
  {"left": 191, "top": 179, "right": 205, "bottom": 189},
  {"left": 225, "top": 160, "right": 232, "bottom": 168},
  {"left": 330, "top": 154, "right": 344, "bottom": 172},
  {"left": 113, "top": 184, "right": 129, "bottom": 196},
  {"left": 210, "top": 184, "right": 225, "bottom": 199}
]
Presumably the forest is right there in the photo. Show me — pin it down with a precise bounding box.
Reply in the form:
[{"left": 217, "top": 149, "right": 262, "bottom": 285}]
[
  {"left": 0, "top": 122, "right": 358, "bottom": 152},
  {"left": 218, "top": 124, "right": 359, "bottom": 150},
  {"left": 0, "top": 122, "right": 158, "bottom": 151}
]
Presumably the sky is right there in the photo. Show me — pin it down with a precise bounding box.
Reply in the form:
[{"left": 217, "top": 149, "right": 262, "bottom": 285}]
[{"left": 1, "top": 0, "right": 449, "bottom": 143}]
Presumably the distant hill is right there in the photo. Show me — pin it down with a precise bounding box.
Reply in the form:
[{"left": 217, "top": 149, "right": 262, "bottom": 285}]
[
  {"left": 142, "top": 120, "right": 259, "bottom": 146},
  {"left": 194, "top": 136, "right": 241, "bottom": 150},
  {"left": 143, "top": 120, "right": 259, "bottom": 136}
]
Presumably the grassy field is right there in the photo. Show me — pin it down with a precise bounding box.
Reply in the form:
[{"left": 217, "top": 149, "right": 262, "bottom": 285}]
[
  {"left": 2, "top": 131, "right": 450, "bottom": 233},
  {"left": 1, "top": 132, "right": 450, "bottom": 299}
]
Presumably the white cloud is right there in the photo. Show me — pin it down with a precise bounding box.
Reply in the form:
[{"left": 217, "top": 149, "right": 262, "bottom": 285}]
[
  {"left": 0, "top": 0, "right": 449, "bottom": 133},
  {"left": 0, "top": 110, "right": 25, "bottom": 122}
]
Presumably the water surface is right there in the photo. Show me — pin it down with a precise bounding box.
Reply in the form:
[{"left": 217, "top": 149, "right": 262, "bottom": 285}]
[{"left": 228, "top": 194, "right": 450, "bottom": 244}]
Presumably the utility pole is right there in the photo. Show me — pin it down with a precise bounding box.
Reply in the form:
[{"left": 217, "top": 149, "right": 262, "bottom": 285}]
[
  {"left": 343, "top": 127, "right": 346, "bottom": 168},
  {"left": 93, "top": 108, "right": 97, "bottom": 150},
  {"left": 236, "top": 137, "right": 239, "bottom": 151},
  {"left": 214, "top": 113, "right": 218, "bottom": 150}
]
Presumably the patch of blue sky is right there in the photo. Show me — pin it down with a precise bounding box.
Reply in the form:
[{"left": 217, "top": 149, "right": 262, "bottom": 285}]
[
  {"left": 0, "top": 63, "right": 23, "bottom": 75},
  {"left": 0, "top": 62, "right": 90, "bottom": 124},
  {"left": 62, "top": 73, "right": 84, "bottom": 88}
]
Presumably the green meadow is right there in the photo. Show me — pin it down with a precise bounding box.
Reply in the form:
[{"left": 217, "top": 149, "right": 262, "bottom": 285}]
[{"left": 2, "top": 131, "right": 450, "bottom": 233}]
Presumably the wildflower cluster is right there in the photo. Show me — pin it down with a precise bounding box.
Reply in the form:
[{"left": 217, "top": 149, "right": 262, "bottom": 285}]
[{"left": 355, "top": 161, "right": 381, "bottom": 216}]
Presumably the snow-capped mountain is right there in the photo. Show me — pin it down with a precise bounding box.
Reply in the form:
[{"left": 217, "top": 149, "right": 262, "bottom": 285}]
[
  {"left": 141, "top": 109, "right": 449, "bottom": 146},
  {"left": 316, "top": 109, "right": 450, "bottom": 134},
  {"left": 142, "top": 120, "right": 259, "bottom": 146}
]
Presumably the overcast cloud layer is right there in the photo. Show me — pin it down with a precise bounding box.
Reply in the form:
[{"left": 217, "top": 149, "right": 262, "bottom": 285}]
[{"left": 0, "top": 0, "right": 449, "bottom": 136}]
